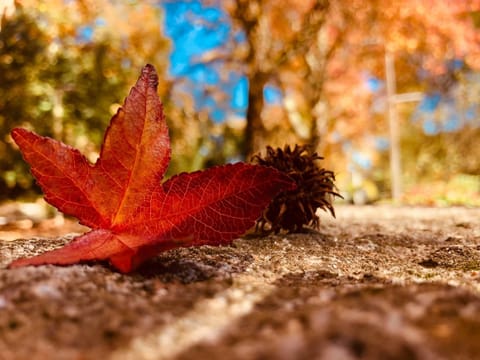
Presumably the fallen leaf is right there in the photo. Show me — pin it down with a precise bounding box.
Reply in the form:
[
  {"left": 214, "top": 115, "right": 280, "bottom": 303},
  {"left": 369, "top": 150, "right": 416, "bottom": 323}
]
[{"left": 9, "top": 65, "right": 295, "bottom": 273}]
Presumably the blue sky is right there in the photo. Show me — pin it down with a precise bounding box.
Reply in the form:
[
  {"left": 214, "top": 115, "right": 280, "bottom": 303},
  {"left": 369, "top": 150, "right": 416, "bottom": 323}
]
[
  {"left": 162, "top": 0, "right": 282, "bottom": 122},
  {"left": 163, "top": 0, "right": 243, "bottom": 122}
]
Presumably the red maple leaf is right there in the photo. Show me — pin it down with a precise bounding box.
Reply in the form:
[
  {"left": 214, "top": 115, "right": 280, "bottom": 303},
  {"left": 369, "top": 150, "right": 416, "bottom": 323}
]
[{"left": 8, "top": 65, "right": 295, "bottom": 273}]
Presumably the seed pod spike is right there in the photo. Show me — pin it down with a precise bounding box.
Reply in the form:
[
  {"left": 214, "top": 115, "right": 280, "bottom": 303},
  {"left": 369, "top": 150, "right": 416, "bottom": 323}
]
[{"left": 252, "top": 145, "right": 343, "bottom": 233}]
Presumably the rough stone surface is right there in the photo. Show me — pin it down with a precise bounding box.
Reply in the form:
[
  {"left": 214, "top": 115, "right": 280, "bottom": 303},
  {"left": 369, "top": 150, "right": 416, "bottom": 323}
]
[{"left": 1, "top": 205, "right": 480, "bottom": 360}]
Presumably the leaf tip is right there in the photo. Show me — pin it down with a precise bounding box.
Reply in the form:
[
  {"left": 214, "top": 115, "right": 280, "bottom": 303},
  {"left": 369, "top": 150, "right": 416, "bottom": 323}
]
[
  {"left": 142, "top": 64, "right": 159, "bottom": 89},
  {"left": 10, "top": 127, "right": 27, "bottom": 141}
]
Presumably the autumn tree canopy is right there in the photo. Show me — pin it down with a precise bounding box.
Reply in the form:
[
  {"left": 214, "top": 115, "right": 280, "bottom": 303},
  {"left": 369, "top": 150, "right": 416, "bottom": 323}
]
[
  {"left": 1, "top": 0, "right": 479, "bottom": 202},
  {"left": 222, "top": 0, "right": 480, "bottom": 159}
]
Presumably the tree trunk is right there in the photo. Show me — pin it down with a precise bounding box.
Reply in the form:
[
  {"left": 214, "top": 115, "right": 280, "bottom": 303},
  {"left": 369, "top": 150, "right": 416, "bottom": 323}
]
[{"left": 244, "top": 72, "right": 268, "bottom": 159}]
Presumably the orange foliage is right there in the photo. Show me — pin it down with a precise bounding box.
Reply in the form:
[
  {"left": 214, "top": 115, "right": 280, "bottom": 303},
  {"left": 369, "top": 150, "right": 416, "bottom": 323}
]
[
  {"left": 225, "top": 0, "right": 480, "bottom": 177},
  {"left": 321, "top": 0, "right": 480, "bottom": 146}
]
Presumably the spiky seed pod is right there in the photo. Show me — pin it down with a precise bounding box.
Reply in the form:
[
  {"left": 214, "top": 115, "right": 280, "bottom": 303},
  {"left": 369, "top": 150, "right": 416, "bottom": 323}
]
[{"left": 252, "top": 145, "right": 341, "bottom": 234}]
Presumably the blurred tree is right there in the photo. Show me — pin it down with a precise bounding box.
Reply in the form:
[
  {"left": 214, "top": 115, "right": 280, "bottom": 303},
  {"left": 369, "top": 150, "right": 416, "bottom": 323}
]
[
  {"left": 224, "top": 0, "right": 330, "bottom": 156},
  {"left": 0, "top": 4, "right": 51, "bottom": 197},
  {"left": 318, "top": 0, "right": 480, "bottom": 198},
  {"left": 322, "top": 0, "right": 480, "bottom": 141},
  {"left": 0, "top": 0, "right": 170, "bottom": 199},
  {"left": 221, "top": 0, "right": 480, "bottom": 163}
]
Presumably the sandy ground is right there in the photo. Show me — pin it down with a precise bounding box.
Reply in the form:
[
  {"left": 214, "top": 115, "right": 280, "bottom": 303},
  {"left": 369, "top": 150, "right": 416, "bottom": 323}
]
[{"left": 1, "top": 205, "right": 480, "bottom": 360}]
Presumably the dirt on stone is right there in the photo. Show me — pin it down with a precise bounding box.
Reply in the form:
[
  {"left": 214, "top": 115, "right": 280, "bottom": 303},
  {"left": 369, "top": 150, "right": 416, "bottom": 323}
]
[{"left": 1, "top": 205, "right": 480, "bottom": 360}]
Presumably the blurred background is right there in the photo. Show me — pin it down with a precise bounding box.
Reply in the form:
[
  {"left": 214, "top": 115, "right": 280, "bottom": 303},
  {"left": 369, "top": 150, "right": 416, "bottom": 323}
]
[{"left": 1, "top": 0, "right": 479, "bottom": 227}]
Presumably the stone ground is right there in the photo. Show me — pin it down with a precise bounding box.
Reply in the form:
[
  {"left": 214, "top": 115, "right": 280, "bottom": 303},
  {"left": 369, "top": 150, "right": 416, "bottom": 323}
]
[{"left": 1, "top": 205, "right": 480, "bottom": 360}]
